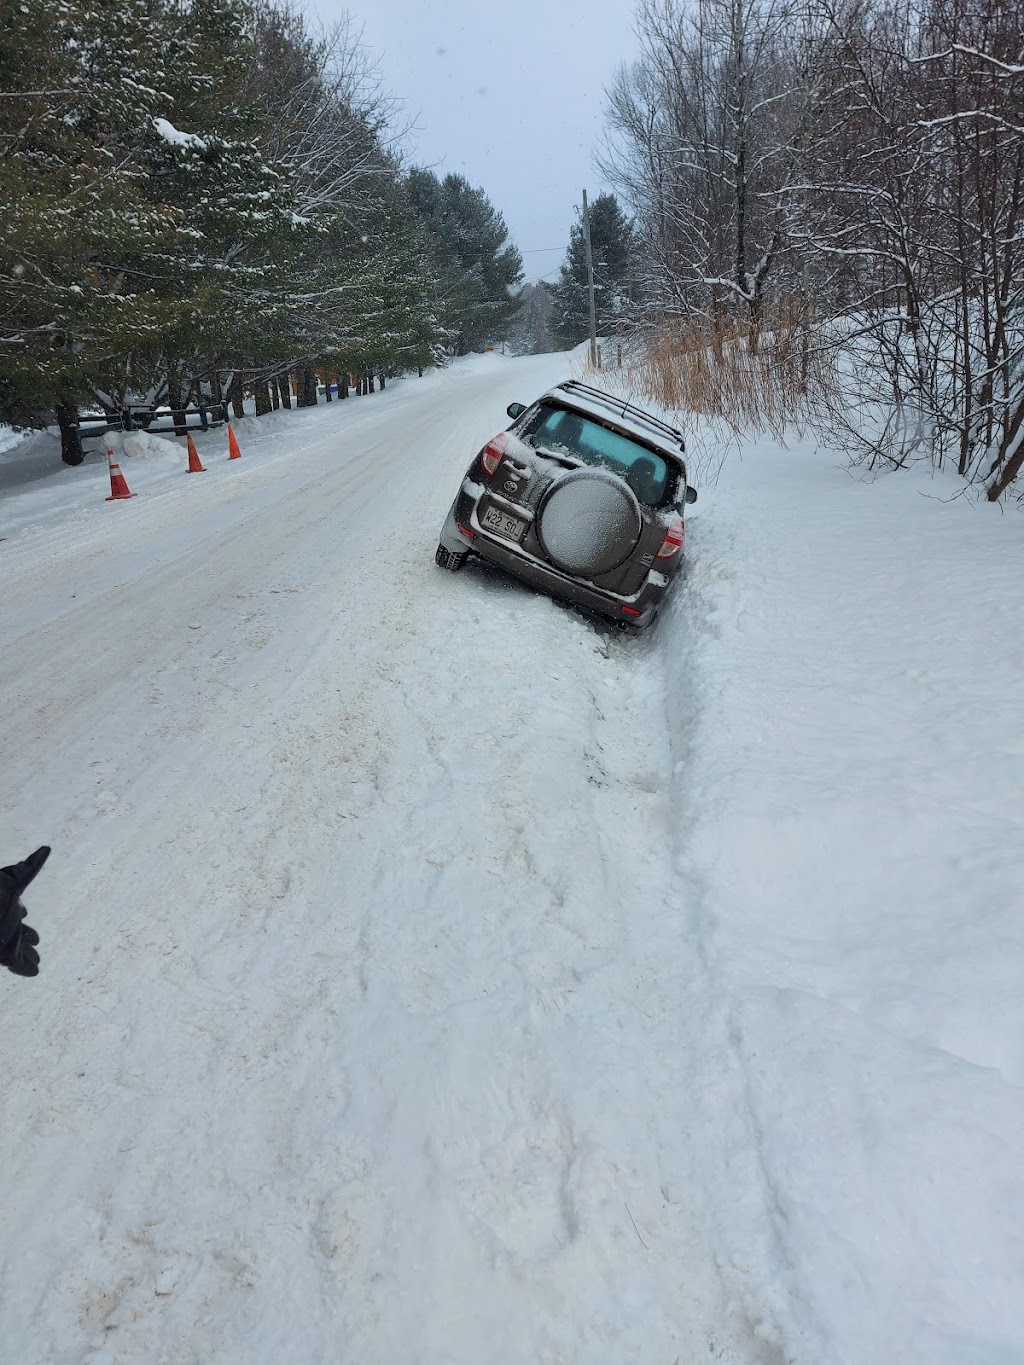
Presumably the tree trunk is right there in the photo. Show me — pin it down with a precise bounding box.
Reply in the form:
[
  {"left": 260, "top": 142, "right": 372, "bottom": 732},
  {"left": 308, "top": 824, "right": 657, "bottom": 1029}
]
[
  {"left": 745, "top": 277, "right": 763, "bottom": 356},
  {"left": 229, "top": 372, "right": 245, "bottom": 420},
  {"left": 56, "top": 401, "right": 83, "bottom": 465},
  {"left": 324, "top": 373, "right": 333, "bottom": 401},
  {"left": 367, "top": 373, "right": 375, "bottom": 394},
  {"left": 303, "top": 366, "right": 318, "bottom": 406},
  {"left": 277, "top": 374, "right": 291, "bottom": 409},
  {"left": 986, "top": 401, "right": 1024, "bottom": 501},
  {"left": 339, "top": 374, "right": 349, "bottom": 399},
  {"left": 294, "top": 369, "right": 306, "bottom": 407},
  {"left": 167, "top": 373, "right": 187, "bottom": 436},
  {"left": 253, "top": 376, "right": 272, "bottom": 416},
  {"left": 378, "top": 373, "right": 386, "bottom": 391}
]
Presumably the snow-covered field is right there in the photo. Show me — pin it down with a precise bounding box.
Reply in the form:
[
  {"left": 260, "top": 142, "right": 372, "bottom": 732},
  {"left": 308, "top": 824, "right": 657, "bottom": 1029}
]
[{"left": 1, "top": 353, "right": 1022, "bottom": 1364}]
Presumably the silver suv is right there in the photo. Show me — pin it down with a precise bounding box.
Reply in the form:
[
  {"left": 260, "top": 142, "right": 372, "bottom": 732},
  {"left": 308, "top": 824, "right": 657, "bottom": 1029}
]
[{"left": 435, "top": 380, "right": 696, "bottom": 628}]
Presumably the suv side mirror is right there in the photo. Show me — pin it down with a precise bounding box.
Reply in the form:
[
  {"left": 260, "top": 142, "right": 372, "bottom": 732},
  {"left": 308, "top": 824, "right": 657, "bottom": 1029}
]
[
  {"left": 507, "top": 402, "right": 526, "bottom": 420},
  {"left": 683, "top": 485, "right": 697, "bottom": 504}
]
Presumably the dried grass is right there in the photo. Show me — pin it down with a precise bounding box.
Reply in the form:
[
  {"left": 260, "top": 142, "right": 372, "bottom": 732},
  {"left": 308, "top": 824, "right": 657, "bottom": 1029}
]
[{"left": 627, "top": 306, "right": 835, "bottom": 439}]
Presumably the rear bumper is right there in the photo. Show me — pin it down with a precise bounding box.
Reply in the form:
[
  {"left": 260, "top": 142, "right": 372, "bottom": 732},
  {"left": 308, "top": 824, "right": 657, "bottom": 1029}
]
[{"left": 453, "top": 486, "right": 666, "bottom": 627}]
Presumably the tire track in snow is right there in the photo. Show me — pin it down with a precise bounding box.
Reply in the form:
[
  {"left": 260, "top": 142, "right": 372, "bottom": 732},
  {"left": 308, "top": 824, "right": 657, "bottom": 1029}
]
[{"left": 656, "top": 522, "right": 812, "bottom": 1364}]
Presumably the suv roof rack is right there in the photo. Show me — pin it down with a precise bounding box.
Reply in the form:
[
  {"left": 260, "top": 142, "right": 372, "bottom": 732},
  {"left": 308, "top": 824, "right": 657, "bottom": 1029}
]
[{"left": 556, "top": 379, "right": 686, "bottom": 452}]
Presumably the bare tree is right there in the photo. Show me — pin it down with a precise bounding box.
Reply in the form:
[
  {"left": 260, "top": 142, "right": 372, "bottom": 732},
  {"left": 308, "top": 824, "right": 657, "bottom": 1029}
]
[
  {"left": 602, "top": 0, "right": 1024, "bottom": 497},
  {"left": 602, "top": 0, "right": 815, "bottom": 336},
  {"left": 251, "top": 6, "right": 401, "bottom": 222},
  {"left": 792, "top": 0, "right": 1024, "bottom": 490}
]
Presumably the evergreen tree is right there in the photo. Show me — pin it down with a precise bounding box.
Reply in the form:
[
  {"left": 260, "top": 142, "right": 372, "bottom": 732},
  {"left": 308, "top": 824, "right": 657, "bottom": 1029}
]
[
  {"left": 550, "top": 194, "right": 634, "bottom": 349},
  {"left": 289, "top": 182, "right": 444, "bottom": 382},
  {"left": 0, "top": 0, "right": 456, "bottom": 448},
  {"left": 230, "top": 7, "right": 445, "bottom": 394},
  {"left": 128, "top": 0, "right": 299, "bottom": 406},
  {"left": 0, "top": 0, "right": 187, "bottom": 444},
  {"left": 406, "top": 169, "right": 523, "bottom": 354}
]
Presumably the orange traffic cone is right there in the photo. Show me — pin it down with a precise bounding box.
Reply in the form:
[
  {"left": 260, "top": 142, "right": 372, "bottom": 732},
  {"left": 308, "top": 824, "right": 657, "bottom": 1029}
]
[
  {"left": 105, "top": 446, "right": 135, "bottom": 501},
  {"left": 227, "top": 424, "right": 242, "bottom": 461},
  {"left": 186, "top": 433, "right": 206, "bottom": 473}
]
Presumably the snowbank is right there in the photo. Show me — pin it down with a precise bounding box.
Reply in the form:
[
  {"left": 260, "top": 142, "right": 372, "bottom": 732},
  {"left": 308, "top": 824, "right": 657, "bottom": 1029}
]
[
  {"left": 0, "top": 422, "right": 29, "bottom": 455},
  {"left": 658, "top": 433, "right": 1024, "bottom": 1361}
]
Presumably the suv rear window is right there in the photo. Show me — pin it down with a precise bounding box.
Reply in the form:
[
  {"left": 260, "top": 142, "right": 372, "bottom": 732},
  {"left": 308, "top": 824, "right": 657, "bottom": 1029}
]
[{"left": 520, "top": 403, "right": 673, "bottom": 506}]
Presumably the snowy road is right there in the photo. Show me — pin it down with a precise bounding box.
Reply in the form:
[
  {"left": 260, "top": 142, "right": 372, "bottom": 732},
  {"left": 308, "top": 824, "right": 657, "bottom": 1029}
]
[
  {"left": 0, "top": 358, "right": 779, "bottom": 1364},
  {"left": 4, "top": 355, "right": 1023, "bottom": 1365}
]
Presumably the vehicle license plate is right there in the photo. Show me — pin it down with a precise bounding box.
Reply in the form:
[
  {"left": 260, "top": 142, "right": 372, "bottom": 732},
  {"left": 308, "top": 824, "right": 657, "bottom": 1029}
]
[{"left": 481, "top": 506, "right": 527, "bottom": 542}]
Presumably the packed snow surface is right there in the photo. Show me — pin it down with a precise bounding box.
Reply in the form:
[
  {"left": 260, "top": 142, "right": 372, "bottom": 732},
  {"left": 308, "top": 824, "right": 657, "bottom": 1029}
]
[{"left": 1, "top": 353, "right": 1022, "bottom": 1363}]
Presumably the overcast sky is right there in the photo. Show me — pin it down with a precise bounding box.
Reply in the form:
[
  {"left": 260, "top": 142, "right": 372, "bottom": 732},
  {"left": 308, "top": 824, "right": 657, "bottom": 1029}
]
[{"left": 312, "top": 0, "right": 640, "bottom": 282}]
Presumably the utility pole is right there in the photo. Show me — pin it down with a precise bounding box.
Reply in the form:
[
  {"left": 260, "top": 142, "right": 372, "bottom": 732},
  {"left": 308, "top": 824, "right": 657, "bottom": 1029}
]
[{"left": 582, "top": 189, "right": 598, "bottom": 369}]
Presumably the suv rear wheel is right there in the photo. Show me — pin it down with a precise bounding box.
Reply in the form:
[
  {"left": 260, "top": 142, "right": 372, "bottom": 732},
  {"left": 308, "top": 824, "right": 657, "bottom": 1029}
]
[{"left": 435, "top": 544, "right": 468, "bottom": 572}]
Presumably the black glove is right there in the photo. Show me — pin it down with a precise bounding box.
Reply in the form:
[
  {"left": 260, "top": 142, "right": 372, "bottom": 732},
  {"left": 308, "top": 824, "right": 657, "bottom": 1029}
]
[{"left": 0, "top": 845, "right": 50, "bottom": 978}]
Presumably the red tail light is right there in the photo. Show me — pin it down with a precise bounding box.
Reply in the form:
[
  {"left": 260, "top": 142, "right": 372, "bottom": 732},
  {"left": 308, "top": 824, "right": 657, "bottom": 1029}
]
[
  {"left": 480, "top": 432, "right": 507, "bottom": 476},
  {"left": 656, "top": 516, "right": 685, "bottom": 558}
]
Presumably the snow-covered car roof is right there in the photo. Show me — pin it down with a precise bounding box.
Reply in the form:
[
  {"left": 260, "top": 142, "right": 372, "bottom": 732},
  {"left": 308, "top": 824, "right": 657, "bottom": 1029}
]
[{"left": 540, "top": 380, "right": 687, "bottom": 469}]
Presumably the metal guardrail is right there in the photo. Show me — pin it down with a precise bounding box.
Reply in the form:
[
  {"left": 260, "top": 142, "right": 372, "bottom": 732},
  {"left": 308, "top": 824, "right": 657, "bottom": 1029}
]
[{"left": 71, "top": 403, "right": 231, "bottom": 461}]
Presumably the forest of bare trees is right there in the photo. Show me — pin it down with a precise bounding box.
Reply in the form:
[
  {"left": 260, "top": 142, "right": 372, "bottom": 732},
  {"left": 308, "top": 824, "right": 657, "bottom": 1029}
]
[{"left": 602, "top": 0, "right": 1024, "bottom": 499}]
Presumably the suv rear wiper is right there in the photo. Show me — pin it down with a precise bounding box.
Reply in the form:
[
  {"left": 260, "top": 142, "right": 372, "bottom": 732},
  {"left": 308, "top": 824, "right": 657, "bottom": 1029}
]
[{"left": 532, "top": 444, "right": 583, "bottom": 470}]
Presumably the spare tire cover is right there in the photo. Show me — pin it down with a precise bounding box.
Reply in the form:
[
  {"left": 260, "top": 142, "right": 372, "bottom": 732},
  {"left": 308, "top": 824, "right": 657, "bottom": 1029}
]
[{"left": 537, "top": 469, "right": 642, "bottom": 577}]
